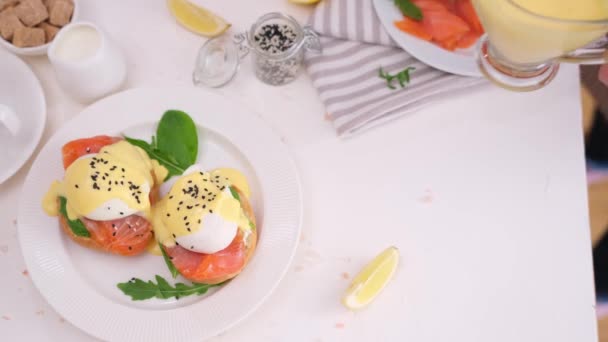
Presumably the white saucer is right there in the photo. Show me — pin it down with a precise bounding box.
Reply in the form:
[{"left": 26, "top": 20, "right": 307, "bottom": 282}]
[{"left": 0, "top": 49, "right": 46, "bottom": 184}]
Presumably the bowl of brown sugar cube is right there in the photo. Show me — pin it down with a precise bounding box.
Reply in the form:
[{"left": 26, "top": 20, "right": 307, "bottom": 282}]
[{"left": 0, "top": 0, "right": 78, "bottom": 56}]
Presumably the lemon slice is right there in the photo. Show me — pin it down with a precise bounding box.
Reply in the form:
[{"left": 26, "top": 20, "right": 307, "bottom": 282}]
[
  {"left": 289, "top": 0, "right": 322, "bottom": 4},
  {"left": 342, "top": 246, "right": 399, "bottom": 310},
  {"left": 167, "top": 0, "right": 230, "bottom": 37}
]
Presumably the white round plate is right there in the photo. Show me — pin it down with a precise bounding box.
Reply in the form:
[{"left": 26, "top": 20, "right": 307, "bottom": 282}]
[
  {"left": 17, "top": 87, "right": 302, "bottom": 342},
  {"left": 373, "top": 0, "right": 482, "bottom": 77},
  {"left": 0, "top": 48, "right": 46, "bottom": 184}
]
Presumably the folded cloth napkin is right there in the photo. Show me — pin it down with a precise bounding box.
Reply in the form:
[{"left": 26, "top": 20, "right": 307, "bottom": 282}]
[{"left": 306, "top": 0, "right": 487, "bottom": 137}]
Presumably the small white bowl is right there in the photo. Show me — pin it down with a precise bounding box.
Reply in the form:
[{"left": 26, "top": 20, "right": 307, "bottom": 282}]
[{"left": 0, "top": 0, "right": 79, "bottom": 56}]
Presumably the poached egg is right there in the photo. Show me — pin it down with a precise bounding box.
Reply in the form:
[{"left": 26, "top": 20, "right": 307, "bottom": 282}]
[{"left": 153, "top": 164, "right": 252, "bottom": 254}]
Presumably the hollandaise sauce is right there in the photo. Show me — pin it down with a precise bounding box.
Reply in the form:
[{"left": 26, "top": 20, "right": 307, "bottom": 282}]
[{"left": 43, "top": 140, "right": 168, "bottom": 221}]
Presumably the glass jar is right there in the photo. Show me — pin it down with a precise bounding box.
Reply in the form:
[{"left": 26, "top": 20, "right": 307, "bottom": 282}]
[{"left": 193, "top": 12, "right": 321, "bottom": 88}]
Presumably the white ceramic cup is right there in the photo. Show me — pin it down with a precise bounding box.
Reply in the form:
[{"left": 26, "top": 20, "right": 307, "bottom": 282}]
[
  {"left": 48, "top": 22, "right": 127, "bottom": 103},
  {"left": 0, "top": 103, "right": 20, "bottom": 136}
]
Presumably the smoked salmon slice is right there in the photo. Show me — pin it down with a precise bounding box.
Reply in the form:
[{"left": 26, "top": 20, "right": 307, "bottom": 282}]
[
  {"left": 394, "top": 19, "right": 432, "bottom": 41},
  {"left": 81, "top": 215, "right": 153, "bottom": 256},
  {"left": 164, "top": 230, "right": 248, "bottom": 283},
  {"left": 456, "top": 30, "right": 482, "bottom": 49},
  {"left": 62, "top": 135, "right": 121, "bottom": 169},
  {"left": 421, "top": 9, "right": 470, "bottom": 43},
  {"left": 454, "top": 0, "right": 483, "bottom": 33},
  {"left": 394, "top": 0, "right": 484, "bottom": 52}
]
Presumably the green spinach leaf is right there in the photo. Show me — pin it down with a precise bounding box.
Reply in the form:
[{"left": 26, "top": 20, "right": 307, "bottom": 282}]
[
  {"left": 58, "top": 197, "right": 90, "bottom": 238},
  {"left": 156, "top": 110, "right": 198, "bottom": 169}
]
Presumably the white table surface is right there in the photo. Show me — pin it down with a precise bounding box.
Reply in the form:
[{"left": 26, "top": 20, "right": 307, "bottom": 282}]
[{"left": 0, "top": 1, "right": 599, "bottom": 341}]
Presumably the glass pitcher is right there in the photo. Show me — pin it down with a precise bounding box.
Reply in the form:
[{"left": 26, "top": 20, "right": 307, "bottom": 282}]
[{"left": 472, "top": 0, "right": 608, "bottom": 91}]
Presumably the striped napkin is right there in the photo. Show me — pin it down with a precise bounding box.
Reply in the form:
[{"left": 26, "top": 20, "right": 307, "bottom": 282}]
[{"left": 306, "top": 0, "right": 487, "bottom": 137}]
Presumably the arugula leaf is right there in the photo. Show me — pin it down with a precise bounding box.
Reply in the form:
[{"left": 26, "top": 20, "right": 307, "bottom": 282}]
[
  {"left": 249, "top": 220, "right": 256, "bottom": 231},
  {"left": 117, "top": 275, "right": 224, "bottom": 301},
  {"left": 159, "top": 243, "right": 180, "bottom": 279},
  {"left": 379, "top": 66, "right": 416, "bottom": 90},
  {"left": 58, "top": 197, "right": 90, "bottom": 238},
  {"left": 156, "top": 110, "right": 198, "bottom": 169},
  {"left": 123, "top": 137, "right": 184, "bottom": 178},
  {"left": 394, "top": 0, "right": 423, "bottom": 21},
  {"left": 229, "top": 186, "right": 240, "bottom": 202}
]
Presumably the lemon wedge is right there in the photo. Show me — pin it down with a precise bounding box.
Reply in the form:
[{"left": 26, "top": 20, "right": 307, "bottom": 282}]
[
  {"left": 167, "top": 0, "right": 230, "bottom": 37},
  {"left": 289, "top": 0, "right": 322, "bottom": 4},
  {"left": 342, "top": 246, "right": 399, "bottom": 310}
]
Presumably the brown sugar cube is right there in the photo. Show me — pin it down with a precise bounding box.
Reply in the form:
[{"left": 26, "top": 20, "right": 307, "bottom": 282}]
[
  {"left": 37, "top": 21, "right": 57, "bottom": 42},
  {"left": 0, "top": 0, "right": 20, "bottom": 12},
  {"left": 48, "top": 0, "right": 72, "bottom": 26},
  {"left": 12, "top": 26, "right": 44, "bottom": 47},
  {"left": 0, "top": 7, "right": 22, "bottom": 40},
  {"left": 43, "top": 0, "right": 72, "bottom": 10},
  {"left": 15, "top": 0, "right": 48, "bottom": 27}
]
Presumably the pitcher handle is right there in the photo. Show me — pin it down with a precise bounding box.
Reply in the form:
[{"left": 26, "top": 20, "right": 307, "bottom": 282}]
[
  {"left": 559, "top": 36, "right": 608, "bottom": 64},
  {"left": 233, "top": 32, "right": 251, "bottom": 59}
]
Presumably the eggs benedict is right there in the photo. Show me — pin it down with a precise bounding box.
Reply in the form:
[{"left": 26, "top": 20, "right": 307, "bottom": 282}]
[
  {"left": 153, "top": 164, "right": 257, "bottom": 284},
  {"left": 42, "top": 135, "right": 167, "bottom": 256}
]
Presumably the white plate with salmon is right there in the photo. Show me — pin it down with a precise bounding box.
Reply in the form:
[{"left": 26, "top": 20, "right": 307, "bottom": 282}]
[
  {"left": 17, "top": 87, "right": 302, "bottom": 342},
  {"left": 373, "top": 0, "right": 485, "bottom": 76}
]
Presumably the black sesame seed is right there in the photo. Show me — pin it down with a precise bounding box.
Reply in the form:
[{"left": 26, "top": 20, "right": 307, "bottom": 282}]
[
  {"left": 172, "top": 234, "right": 176, "bottom": 238},
  {"left": 121, "top": 168, "right": 125, "bottom": 172},
  {"left": 112, "top": 232, "right": 116, "bottom": 236},
  {"left": 169, "top": 196, "right": 173, "bottom": 199},
  {"left": 75, "top": 184, "right": 79, "bottom": 188},
  {"left": 166, "top": 213, "right": 170, "bottom": 217},
  {"left": 112, "top": 224, "right": 116, "bottom": 228},
  {"left": 120, "top": 212, "right": 124, "bottom": 215},
  {"left": 190, "top": 246, "right": 194, "bottom": 250},
  {"left": 188, "top": 180, "right": 192, "bottom": 184},
  {"left": 128, "top": 246, "right": 132, "bottom": 250},
  {"left": 187, "top": 228, "right": 191, "bottom": 232},
  {"left": 183, "top": 216, "right": 187, "bottom": 220}
]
